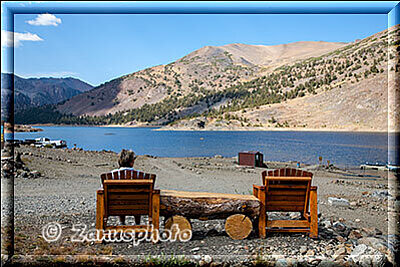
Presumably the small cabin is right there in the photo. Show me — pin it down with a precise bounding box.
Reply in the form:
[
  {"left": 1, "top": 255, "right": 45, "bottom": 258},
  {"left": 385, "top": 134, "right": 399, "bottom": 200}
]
[{"left": 238, "top": 151, "right": 264, "bottom": 167}]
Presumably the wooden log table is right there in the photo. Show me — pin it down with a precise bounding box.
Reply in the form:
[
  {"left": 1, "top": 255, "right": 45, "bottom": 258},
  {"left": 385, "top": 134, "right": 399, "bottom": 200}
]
[{"left": 159, "top": 190, "right": 261, "bottom": 240}]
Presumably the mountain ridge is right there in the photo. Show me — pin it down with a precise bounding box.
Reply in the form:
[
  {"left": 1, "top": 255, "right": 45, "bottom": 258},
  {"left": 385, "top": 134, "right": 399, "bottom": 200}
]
[
  {"left": 57, "top": 40, "right": 347, "bottom": 116},
  {"left": 1, "top": 73, "right": 93, "bottom": 110}
]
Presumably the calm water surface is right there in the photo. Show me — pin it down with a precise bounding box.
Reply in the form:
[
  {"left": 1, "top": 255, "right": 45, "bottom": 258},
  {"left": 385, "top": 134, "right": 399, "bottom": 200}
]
[{"left": 14, "top": 126, "right": 394, "bottom": 167}]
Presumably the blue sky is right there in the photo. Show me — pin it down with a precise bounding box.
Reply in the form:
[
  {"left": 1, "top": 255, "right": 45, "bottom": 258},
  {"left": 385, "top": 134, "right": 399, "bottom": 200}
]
[{"left": 6, "top": 14, "right": 387, "bottom": 86}]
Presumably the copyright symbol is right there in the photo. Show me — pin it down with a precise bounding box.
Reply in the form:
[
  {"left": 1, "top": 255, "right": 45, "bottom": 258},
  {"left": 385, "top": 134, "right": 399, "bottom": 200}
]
[{"left": 42, "top": 222, "right": 62, "bottom": 242}]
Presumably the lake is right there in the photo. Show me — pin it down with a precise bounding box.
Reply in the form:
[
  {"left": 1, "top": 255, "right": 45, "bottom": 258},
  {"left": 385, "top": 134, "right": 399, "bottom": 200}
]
[{"left": 14, "top": 126, "right": 395, "bottom": 168}]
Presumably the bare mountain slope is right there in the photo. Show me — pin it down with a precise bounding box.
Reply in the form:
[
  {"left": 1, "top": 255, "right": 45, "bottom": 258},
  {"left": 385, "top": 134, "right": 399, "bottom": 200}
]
[
  {"left": 235, "top": 73, "right": 387, "bottom": 131},
  {"left": 57, "top": 41, "right": 346, "bottom": 116},
  {"left": 162, "top": 25, "right": 399, "bottom": 132},
  {"left": 220, "top": 41, "right": 346, "bottom": 67}
]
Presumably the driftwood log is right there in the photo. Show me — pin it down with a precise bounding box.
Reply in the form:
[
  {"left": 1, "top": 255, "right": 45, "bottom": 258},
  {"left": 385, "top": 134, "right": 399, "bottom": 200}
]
[{"left": 160, "top": 190, "right": 260, "bottom": 220}]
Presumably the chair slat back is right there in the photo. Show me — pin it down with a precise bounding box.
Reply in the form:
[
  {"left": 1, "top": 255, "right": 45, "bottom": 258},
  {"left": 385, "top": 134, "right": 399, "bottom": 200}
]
[
  {"left": 262, "top": 168, "right": 313, "bottom": 185},
  {"left": 101, "top": 170, "right": 156, "bottom": 184},
  {"left": 103, "top": 179, "right": 154, "bottom": 217},
  {"left": 262, "top": 168, "right": 312, "bottom": 213}
]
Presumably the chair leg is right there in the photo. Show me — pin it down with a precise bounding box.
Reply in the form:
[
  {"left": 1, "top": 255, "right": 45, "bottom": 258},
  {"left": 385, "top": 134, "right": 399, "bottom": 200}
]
[
  {"left": 134, "top": 216, "right": 141, "bottom": 226},
  {"left": 151, "top": 191, "right": 160, "bottom": 243},
  {"left": 309, "top": 188, "right": 318, "bottom": 238},
  {"left": 259, "top": 213, "right": 266, "bottom": 238},
  {"left": 258, "top": 188, "right": 266, "bottom": 238},
  {"left": 120, "top": 215, "right": 126, "bottom": 225},
  {"left": 95, "top": 190, "right": 105, "bottom": 243}
]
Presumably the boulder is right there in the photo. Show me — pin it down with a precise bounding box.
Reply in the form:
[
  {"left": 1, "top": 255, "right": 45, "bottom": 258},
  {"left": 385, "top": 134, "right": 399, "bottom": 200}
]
[
  {"left": 328, "top": 197, "right": 350, "bottom": 207},
  {"left": 332, "top": 222, "right": 347, "bottom": 232},
  {"left": 371, "top": 190, "right": 391, "bottom": 199},
  {"left": 333, "top": 247, "right": 347, "bottom": 260},
  {"left": 358, "top": 237, "right": 388, "bottom": 254},
  {"left": 30, "top": 170, "right": 41, "bottom": 178},
  {"left": 275, "top": 259, "right": 288, "bottom": 267},
  {"left": 317, "top": 259, "right": 342, "bottom": 267},
  {"left": 348, "top": 230, "right": 363, "bottom": 239},
  {"left": 320, "top": 220, "right": 332, "bottom": 228},
  {"left": 360, "top": 227, "right": 382, "bottom": 237},
  {"left": 348, "top": 244, "right": 387, "bottom": 266},
  {"left": 202, "top": 255, "right": 212, "bottom": 264}
]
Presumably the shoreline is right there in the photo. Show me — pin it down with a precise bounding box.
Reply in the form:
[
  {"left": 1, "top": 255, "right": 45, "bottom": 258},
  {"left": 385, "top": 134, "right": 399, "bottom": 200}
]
[
  {"left": 25, "top": 123, "right": 393, "bottom": 133},
  {"left": 4, "top": 124, "right": 43, "bottom": 133},
  {"left": 30, "top": 123, "right": 158, "bottom": 128},
  {"left": 8, "top": 145, "right": 366, "bottom": 169},
  {"left": 155, "top": 126, "right": 390, "bottom": 133}
]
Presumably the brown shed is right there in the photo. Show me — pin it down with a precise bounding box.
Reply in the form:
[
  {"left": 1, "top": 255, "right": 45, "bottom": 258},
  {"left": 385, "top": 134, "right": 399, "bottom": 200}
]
[{"left": 238, "top": 151, "right": 264, "bottom": 167}]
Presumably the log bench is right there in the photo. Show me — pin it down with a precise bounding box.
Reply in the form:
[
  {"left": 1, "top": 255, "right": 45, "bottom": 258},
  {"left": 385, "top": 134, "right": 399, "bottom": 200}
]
[
  {"left": 97, "top": 170, "right": 261, "bottom": 241},
  {"left": 159, "top": 190, "right": 261, "bottom": 240}
]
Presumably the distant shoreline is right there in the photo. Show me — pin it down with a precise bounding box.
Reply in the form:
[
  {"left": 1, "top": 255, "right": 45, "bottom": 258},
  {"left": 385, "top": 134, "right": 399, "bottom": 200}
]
[
  {"left": 155, "top": 126, "right": 390, "bottom": 133},
  {"left": 22, "top": 123, "right": 393, "bottom": 133},
  {"left": 4, "top": 124, "right": 43, "bottom": 133},
  {"left": 29, "top": 123, "right": 157, "bottom": 128}
]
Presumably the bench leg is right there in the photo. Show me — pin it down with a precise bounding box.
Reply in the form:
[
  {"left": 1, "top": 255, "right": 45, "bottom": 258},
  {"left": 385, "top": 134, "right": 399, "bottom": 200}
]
[{"left": 309, "top": 188, "right": 318, "bottom": 238}]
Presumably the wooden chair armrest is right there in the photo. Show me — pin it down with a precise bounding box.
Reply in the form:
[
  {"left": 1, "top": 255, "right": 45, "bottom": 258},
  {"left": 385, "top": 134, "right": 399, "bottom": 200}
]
[
  {"left": 97, "top": 189, "right": 104, "bottom": 194},
  {"left": 253, "top": 185, "right": 266, "bottom": 200},
  {"left": 253, "top": 185, "right": 266, "bottom": 190},
  {"left": 304, "top": 187, "right": 317, "bottom": 220},
  {"left": 153, "top": 189, "right": 160, "bottom": 194},
  {"left": 253, "top": 186, "right": 259, "bottom": 198}
]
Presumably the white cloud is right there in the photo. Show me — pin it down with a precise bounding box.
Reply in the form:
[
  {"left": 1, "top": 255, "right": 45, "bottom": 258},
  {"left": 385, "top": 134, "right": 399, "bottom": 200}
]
[
  {"left": 26, "top": 13, "right": 61, "bottom": 26},
  {"left": 1, "top": 30, "right": 43, "bottom": 47}
]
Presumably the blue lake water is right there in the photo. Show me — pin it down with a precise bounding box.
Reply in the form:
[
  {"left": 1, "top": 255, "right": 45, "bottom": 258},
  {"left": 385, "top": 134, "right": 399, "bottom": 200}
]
[{"left": 13, "top": 126, "right": 395, "bottom": 168}]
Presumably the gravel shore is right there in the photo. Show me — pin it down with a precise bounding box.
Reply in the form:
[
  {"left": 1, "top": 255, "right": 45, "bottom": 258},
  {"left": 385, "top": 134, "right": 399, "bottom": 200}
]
[{"left": 1, "top": 145, "right": 398, "bottom": 266}]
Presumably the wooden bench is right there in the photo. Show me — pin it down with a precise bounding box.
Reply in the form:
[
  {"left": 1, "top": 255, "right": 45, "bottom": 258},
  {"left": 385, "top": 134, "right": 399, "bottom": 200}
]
[
  {"left": 253, "top": 168, "right": 318, "bottom": 238},
  {"left": 96, "top": 170, "right": 159, "bottom": 242},
  {"left": 159, "top": 190, "right": 261, "bottom": 240}
]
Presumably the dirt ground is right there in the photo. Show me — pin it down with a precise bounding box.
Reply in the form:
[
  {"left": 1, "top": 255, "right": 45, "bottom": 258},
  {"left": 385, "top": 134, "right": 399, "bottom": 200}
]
[{"left": 1, "top": 145, "right": 397, "bottom": 265}]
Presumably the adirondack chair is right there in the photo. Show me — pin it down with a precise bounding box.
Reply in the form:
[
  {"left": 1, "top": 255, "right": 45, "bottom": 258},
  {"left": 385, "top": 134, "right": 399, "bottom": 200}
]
[
  {"left": 100, "top": 169, "right": 156, "bottom": 226},
  {"left": 96, "top": 170, "right": 159, "bottom": 242},
  {"left": 253, "top": 168, "right": 318, "bottom": 238}
]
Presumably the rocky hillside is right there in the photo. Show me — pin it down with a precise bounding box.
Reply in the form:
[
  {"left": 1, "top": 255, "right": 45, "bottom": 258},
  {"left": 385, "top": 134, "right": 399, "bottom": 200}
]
[
  {"left": 162, "top": 25, "right": 400, "bottom": 132},
  {"left": 1, "top": 74, "right": 93, "bottom": 110},
  {"left": 57, "top": 41, "right": 346, "bottom": 116}
]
